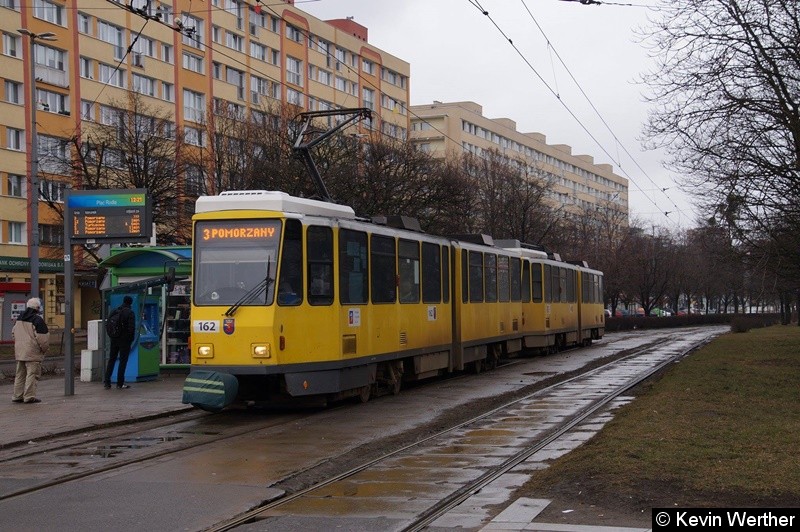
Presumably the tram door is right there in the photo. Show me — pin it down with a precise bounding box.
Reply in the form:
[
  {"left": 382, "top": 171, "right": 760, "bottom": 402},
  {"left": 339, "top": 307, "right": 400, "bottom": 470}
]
[{"left": 275, "top": 222, "right": 337, "bottom": 363}]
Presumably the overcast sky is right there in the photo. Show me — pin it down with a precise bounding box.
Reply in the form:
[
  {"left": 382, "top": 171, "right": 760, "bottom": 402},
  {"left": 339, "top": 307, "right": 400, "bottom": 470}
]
[{"left": 300, "top": 0, "right": 696, "bottom": 229}]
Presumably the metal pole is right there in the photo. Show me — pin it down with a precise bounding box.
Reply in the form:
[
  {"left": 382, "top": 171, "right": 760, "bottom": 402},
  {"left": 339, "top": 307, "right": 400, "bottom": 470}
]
[
  {"left": 64, "top": 188, "right": 74, "bottom": 395},
  {"left": 18, "top": 29, "right": 56, "bottom": 302},
  {"left": 27, "top": 33, "right": 39, "bottom": 301}
]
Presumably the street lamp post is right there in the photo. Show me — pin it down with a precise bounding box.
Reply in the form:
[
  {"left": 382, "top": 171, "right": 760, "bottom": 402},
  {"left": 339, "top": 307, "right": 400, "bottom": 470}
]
[{"left": 18, "top": 28, "right": 56, "bottom": 302}]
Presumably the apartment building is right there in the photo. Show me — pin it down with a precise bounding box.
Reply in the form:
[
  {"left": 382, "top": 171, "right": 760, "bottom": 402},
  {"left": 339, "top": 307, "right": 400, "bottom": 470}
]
[
  {"left": 410, "top": 101, "right": 629, "bottom": 220},
  {"left": 0, "top": 0, "right": 410, "bottom": 330}
]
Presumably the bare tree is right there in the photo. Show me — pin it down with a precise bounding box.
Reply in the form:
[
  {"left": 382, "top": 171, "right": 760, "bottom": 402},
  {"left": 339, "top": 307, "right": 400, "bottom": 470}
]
[
  {"left": 641, "top": 0, "right": 800, "bottom": 270},
  {"left": 461, "top": 150, "right": 559, "bottom": 244}
]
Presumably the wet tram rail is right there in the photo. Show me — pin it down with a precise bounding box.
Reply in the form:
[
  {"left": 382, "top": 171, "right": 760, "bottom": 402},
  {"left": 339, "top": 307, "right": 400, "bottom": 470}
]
[
  {"left": 209, "top": 329, "right": 718, "bottom": 532},
  {"left": 0, "top": 408, "right": 309, "bottom": 502}
]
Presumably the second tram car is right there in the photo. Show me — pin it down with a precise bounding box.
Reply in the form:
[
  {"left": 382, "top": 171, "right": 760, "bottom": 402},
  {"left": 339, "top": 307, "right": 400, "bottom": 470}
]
[{"left": 187, "top": 190, "right": 604, "bottom": 406}]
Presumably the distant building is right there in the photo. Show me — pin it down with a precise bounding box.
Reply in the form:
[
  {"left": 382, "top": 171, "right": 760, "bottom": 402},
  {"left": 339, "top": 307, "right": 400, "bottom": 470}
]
[
  {"left": 0, "top": 0, "right": 410, "bottom": 329},
  {"left": 409, "top": 101, "right": 629, "bottom": 219}
]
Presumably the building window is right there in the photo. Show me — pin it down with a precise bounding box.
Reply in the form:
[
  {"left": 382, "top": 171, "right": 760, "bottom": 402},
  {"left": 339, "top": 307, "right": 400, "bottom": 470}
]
[
  {"left": 286, "top": 88, "right": 303, "bottom": 107},
  {"left": 133, "top": 74, "right": 155, "bottom": 96},
  {"left": 181, "top": 14, "right": 205, "bottom": 49},
  {"left": 98, "top": 20, "right": 125, "bottom": 59},
  {"left": 6, "top": 127, "right": 23, "bottom": 150},
  {"left": 362, "top": 88, "right": 375, "bottom": 111},
  {"left": 78, "top": 13, "right": 92, "bottom": 34},
  {"left": 183, "top": 89, "right": 205, "bottom": 122},
  {"left": 285, "top": 24, "right": 303, "bottom": 43},
  {"left": 7, "top": 174, "right": 25, "bottom": 197},
  {"left": 362, "top": 58, "right": 374, "bottom": 75},
  {"left": 99, "top": 64, "right": 125, "bottom": 87},
  {"left": 80, "top": 100, "right": 94, "bottom": 121},
  {"left": 79, "top": 56, "right": 93, "bottom": 79},
  {"left": 158, "top": 3, "right": 173, "bottom": 25},
  {"left": 4, "top": 80, "right": 21, "bottom": 103},
  {"left": 39, "top": 224, "right": 64, "bottom": 246},
  {"left": 286, "top": 56, "right": 302, "bottom": 86},
  {"left": 39, "top": 179, "right": 65, "bottom": 203},
  {"left": 9, "top": 221, "right": 24, "bottom": 244},
  {"left": 225, "top": 31, "right": 243, "bottom": 52},
  {"left": 161, "top": 43, "right": 173, "bottom": 63},
  {"left": 185, "top": 165, "right": 204, "bottom": 195},
  {"left": 184, "top": 126, "right": 205, "bottom": 147},
  {"left": 35, "top": 88, "right": 69, "bottom": 114},
  {"left": 33, "top": 0, "right": 65, "bottom": 25},
  {"left": 133, "top": 36, "right": 155, "bottom": 57},
  {"left": 2, "top": 33, "right": 20, "bottom": 57},
  {"left": 182, "top": 52, "right": 203, "bottom": 73},
  {"left": 162, "top": 82, "right": 174, "bottom": 102},
  {"left": 250, "top": 42, "right": 267, "bottom": 62}
]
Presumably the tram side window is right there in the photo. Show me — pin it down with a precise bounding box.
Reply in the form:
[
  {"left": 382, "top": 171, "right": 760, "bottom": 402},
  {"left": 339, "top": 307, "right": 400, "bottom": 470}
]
[
  {"left": 485, "top": 254, "right": 497, "bottom": 302},
  {"left": 510, "top": 257, "right": 521, "bottom": 302},
  {"left": 566, "top": 269, "right": 575, "bottom": 303},
  {"left": 399, "top": 239, "right": 420, "bottom": 303},
  {"left": 307, "top": 226, "right": 333, "bottom": 305},
  {"left": 278, "top": 219, "right": 303, "bottom": 306},
  {"left": 554, "top": 267, "right": 565, "bottom": 303},
  {"left": 597, "top": 275, "right": 604, "bottom": 304},
  {"left": 442, "top": 246, "right": 450, "bottom": 304},
  {"left": 544, "top": 264, "right": 552, "bottom": 303},
  {"left": 371, "top": 234, "right": 396, "bottom": 304},
  {"left": 532, "top": 262, "right": 542, "bottom": 303},
  {"left": 339, "top": 229, "right": 368, "bottom": 304},
  {"left": 581, "top": 272, "right": 589, "bottom": 303},
  {"left": 469, "top": 251, "right": 484, "bottom": 303},
  {"left": 422, "top": 242, "right": 441, "bottom": 303},
  {"left": 498, "top": 255, "right": 510, "bottom": 303},
  {"left": 461, "top": 249, "right": 469, "bottom": 303},
  {"left": 521, "top": 260, "right": 531, "bottom": 303}
]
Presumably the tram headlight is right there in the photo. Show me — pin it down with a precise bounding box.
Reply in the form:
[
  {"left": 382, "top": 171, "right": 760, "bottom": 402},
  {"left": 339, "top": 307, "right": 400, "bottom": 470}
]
[
  {"left": 197, "top": 345, "right": 214, "bottom": 358},
  {"left": 253, "top": 344, "right": 271, "bottom": 358}
]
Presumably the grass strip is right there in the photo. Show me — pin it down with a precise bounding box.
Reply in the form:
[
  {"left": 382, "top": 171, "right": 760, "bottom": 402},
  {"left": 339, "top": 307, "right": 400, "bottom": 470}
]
[{"left": 524, "top": 325, "right": 800, "bottom": 507}]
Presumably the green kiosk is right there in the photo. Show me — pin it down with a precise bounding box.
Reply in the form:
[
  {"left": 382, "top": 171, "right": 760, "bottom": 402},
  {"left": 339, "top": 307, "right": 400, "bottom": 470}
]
[{"left": 100, "top": 246, "right": 192, "bottom": 379}]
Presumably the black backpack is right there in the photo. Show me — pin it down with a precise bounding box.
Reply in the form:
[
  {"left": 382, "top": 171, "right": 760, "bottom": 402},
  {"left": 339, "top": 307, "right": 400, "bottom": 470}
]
[{"left": 106, "top": 308, "right": 123, "bottom": 339}]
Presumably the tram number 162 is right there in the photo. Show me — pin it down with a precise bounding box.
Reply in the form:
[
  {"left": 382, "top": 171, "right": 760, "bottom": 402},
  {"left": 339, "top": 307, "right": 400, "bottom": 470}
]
[{"left": 193, "top": 321, "right": 219, "bottom": 333}]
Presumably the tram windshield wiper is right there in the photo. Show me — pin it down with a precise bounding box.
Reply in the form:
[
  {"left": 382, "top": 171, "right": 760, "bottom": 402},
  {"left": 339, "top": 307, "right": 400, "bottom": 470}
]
[{"left": 225, "top": 272, "right": 273, "bottom": 317}]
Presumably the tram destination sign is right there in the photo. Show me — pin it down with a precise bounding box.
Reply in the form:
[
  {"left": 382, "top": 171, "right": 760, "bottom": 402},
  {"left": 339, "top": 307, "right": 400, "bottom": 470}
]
[{"left": 67, "top": 189, "right": 153, "bottom": 243}]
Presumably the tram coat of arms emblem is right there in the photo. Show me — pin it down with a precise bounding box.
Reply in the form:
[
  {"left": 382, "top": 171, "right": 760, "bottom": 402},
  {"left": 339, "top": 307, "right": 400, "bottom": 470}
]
[{"left": 223, "top": 318, "right": 235, "bottom": 335}]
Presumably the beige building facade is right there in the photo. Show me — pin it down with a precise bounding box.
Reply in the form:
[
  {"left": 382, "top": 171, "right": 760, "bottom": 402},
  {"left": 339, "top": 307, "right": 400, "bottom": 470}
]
[
  {"left": 0, "top": 0, "right": 410, "bottom": 330},
  {"left": 410, "top": 101, "right": 629, "bottom": 219}
]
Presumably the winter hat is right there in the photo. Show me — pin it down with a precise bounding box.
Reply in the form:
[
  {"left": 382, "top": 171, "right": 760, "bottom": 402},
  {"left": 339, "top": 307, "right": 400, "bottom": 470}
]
[{"left": 27, "top": 297, "right": 42, "bottom": 310}]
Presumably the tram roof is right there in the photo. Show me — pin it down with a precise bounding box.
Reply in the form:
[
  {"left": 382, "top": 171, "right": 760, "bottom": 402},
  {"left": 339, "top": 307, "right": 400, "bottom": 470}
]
[{"left": 195, "top": 191, "right": 356, "bottom": 219}]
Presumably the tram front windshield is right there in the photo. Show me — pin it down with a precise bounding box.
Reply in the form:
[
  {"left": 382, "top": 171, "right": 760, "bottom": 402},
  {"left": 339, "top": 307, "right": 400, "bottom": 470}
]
[{"left": 193, "top": 219, "right": 282, "bottom": 306}]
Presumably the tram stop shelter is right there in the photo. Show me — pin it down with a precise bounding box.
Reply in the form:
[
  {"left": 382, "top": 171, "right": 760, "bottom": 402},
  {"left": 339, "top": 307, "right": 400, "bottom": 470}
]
[{"left": 99, "top": 246, "right": 191, "bottom": 379}]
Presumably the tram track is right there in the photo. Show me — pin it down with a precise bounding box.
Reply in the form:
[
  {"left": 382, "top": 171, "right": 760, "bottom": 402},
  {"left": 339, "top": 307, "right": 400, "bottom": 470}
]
[
  {"left": 205, "top": 331, "right": 713, "bottom": 531},
  {"left": 0, "top": 408, "right": 309, "bottom": 502}
]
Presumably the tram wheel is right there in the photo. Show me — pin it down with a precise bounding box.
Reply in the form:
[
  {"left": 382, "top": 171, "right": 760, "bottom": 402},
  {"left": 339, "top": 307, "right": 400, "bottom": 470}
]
[{"left": 359, "top": 384, "right": 372, "bottom": 403}]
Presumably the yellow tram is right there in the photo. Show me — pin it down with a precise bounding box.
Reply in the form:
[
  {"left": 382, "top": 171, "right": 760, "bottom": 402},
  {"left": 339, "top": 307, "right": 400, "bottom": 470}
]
[{"left": 186, "top": 190, "right": 604, "bottom": 407}]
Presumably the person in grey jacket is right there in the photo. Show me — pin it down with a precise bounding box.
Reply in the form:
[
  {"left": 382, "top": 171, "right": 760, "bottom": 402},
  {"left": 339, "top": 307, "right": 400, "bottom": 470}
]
[{"left": 12, "top": 298, "right": 50, "bottom": 404}]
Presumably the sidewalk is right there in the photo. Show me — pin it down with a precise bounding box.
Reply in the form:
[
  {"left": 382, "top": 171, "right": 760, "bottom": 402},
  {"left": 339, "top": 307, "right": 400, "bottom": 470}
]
[{"left": 0, "top": 374, "right": 192, "bottom": 449}]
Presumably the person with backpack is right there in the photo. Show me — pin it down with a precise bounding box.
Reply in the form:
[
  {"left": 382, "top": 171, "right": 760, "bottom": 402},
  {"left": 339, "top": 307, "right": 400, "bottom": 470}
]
[
  {"left": 104, "top": 295, "right": 136, "bottom": 390},
  {"left": 11, "top": 298, "right": 50, "bottom": 404}
]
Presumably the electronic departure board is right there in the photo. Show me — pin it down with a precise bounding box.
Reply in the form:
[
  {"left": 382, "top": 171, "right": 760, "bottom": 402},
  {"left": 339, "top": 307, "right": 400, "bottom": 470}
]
[{"left": 67, "top": 189, "right": 153, "bottom": 243}]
